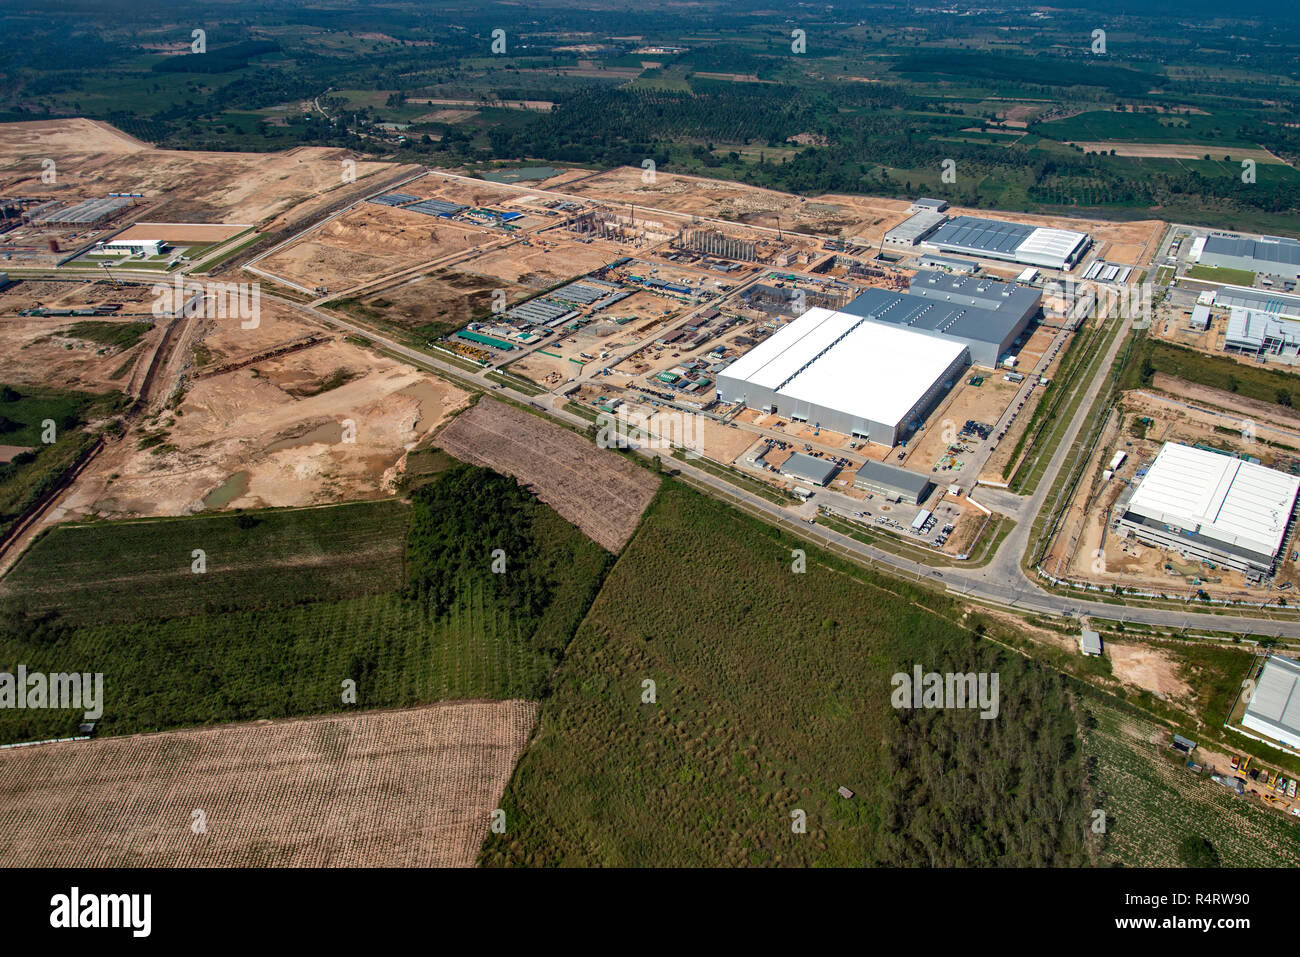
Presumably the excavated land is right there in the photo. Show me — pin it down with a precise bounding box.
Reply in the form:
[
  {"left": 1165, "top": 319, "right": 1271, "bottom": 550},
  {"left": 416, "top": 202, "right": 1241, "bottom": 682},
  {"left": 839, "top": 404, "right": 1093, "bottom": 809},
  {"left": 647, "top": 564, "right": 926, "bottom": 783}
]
[
  {"left": 257, "top": 205, "right": 499, "bottom": 290},
  {"left": 50, "top": 328, "right": 470, "bottom": 520},
  {"left": 0, "top": 118, "right": 400, "bottom": 226},
  {"left": 433, "top": 398, "right": 660, "bottom": 552},
  {"left": 0, "top": 701, "right": 538, "bottom": 868}
]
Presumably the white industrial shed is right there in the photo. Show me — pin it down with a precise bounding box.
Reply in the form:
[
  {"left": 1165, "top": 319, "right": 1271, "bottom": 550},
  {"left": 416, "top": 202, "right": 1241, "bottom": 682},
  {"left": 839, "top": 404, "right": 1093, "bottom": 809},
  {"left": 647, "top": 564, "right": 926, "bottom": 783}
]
[
  {"left": 1242, "top": 655, "right": 1300, "bottom": 751},
  {"left": 1117, "top": 442, "right": 1300, "bottom": 573},
  {"left": 716, "top": 307, "right": 969, "bottom": 446}
]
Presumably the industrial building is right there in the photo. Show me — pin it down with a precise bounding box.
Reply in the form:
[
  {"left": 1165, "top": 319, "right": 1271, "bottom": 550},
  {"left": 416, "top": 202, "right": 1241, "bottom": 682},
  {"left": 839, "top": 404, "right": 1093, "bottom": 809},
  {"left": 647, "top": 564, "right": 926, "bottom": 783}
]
[
  {"left": 96, "top": 238, "right": 165, "bottom": 257},
  {"left": 923, "top": 215, "right": 1091, "bottom": 270},
  {"left": 1242, "top": 655, "right": 1300, "bottom": 751},
  {"left": 1216, "top": 284, "right": 1300, "bottom": 319},
  {"left": 1116, "top": 442, "right": 1300, "bottom": 573},
  {"left": 25, "top": 196, "right": 133, "bottom": 228},
  {"left": 1223, "top": 308, "right": 1300, "bottom": 357},
  {"left": 716, "top": 306, "right": 969, "bottom": 446},
  {"left": 852, "top": 459, "right": 933, "bottom": 505},
  {"left": 1196, "top": 234, "right": 1300, "bottom": 282},
  {"left": 840, "top": 270, "right": 1040, "bottom": 367},
  {"left": 780, "top": 452, "right": 839, "bottom": 487},
  {"left": 883, "top": 208, "right": 946, "bottom": 249}
]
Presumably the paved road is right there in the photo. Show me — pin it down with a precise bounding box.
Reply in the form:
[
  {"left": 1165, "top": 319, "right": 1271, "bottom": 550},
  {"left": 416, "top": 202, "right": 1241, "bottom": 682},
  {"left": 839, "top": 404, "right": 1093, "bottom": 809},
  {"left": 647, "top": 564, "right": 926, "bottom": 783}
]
[{"left": 263, "top": 291, "right": 1300, "bottom": 638}]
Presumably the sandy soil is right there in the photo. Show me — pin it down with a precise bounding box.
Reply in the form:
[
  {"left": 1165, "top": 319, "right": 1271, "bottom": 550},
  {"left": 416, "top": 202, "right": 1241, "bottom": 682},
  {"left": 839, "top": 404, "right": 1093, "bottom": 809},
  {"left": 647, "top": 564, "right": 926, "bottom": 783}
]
[
  {"left": 0, "top": 315, "right": 157, "bottom": 393},
  {"left": 258, "top": 206, "right": 497, "bottom": 289},
  {"left": 54, "top": 338, "right": 470, "bottom": 520},
  {"left": 0, "top": 701, "right": 538, "bottom": 868},
  {"left": 434, "top": 398, "right": 660, "bottom": 552},
  {"left": 0, "top": 119, "right": 400, "bottom": 226},
  {"left": 1107, "top": 642, "right": 1194, "bottom": 701}
]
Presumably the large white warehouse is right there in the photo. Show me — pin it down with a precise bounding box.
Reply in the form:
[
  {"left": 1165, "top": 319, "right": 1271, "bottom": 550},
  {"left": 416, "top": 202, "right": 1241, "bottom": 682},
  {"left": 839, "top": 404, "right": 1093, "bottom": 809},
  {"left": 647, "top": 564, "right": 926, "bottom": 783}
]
[
  {"left": 715, "top": 306, "right": 969, "bottom": 446},
  {"left": 1116, "top": 442, "right": 1300, "bottom": 573}
]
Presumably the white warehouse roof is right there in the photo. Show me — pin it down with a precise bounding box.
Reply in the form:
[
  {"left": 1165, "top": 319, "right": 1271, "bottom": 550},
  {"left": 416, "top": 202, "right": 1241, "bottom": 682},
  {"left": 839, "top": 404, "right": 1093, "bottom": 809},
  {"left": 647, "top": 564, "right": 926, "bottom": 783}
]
[
  {"left": 722, "top": 307, "right": 966, "bottom": 429},
  {"left": 1015, "top": 226, "right": 1089, "bottom": 264},
  {"left": 1127, "top": 443, "right": 1300, "bottom": 561}
]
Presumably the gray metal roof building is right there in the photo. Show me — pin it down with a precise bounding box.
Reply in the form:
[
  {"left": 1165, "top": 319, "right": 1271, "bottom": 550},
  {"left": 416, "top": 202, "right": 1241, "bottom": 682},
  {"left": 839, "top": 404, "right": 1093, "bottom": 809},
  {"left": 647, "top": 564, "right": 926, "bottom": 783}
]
[
  {"left": 369, "top": 192, "right": 420, "bottom": 207},
  {"left": 780, "top": 452, "right": 839, "bottom": 487},
  {"left": 839, "top": 270, "right": 1040, "bottom": 367},
  {"left": 852, "top": 459, "right": 933, "bottom": 504},
  {"left": 923, "top": 215, "right": 1091, "bottom": 270},
  {"left": 1243, "top": 655, "right": 1300, "bottom": 751},
  {"left": 404, "top": 198, "right": 467, "bottom": 218},
  {"left": 1216, "top": 284, "right": 1300, "bottom": 319},
  {"left": 883, "top": 209, "right": 946, "bottom": 248},
  {"left": 1200, "top": 234, "right": 1300, "bottom": 281}
]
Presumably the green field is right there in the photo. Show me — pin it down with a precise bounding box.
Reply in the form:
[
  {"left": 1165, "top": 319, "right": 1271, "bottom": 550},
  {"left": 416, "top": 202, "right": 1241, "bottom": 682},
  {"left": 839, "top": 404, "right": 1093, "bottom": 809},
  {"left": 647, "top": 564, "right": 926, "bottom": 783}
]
[
  {"left": 0, "top": 466, "right": 611, "bottom": 743},
  {"left": 481, "top": 482, "right": 1090, "bottom": 867},
  {"left": 0, "top": 386, "right": 125, "bottom": 540},
  {"left": 1185, "top": 264, "right": 1258, "bottom": 287},
  {"left": 0, "top": 500, "right": 411, "bottom": 626}
]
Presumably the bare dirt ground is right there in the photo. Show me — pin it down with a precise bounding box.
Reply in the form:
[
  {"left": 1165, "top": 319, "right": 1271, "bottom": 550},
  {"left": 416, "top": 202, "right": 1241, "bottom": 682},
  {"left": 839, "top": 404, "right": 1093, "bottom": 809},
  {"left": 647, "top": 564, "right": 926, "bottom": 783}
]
[
  {"left": 257, "top": 206, "right": 497, "bottom": 289},
  {"left": 353, "top": 268, "right": 529, "bottom": 330},
  {"left": 54, "top": 333, "right": 470, "bottom": 520},
  {"left": 1107, "top": 642, "right": 1194, "bottom": 701},
  {"left": 0, "top": 120, "right": 399, "bottom": 227},
  {"left": 458, "top": 240, "right": 617, "bottom": 288},
  {"left": 0, "top": 701, "right": 537, "bottom": 868},
  {"left": 113, "top": 222, "right": 249, "bottom": 243},
  {"left": 550, "top": 166, "right": 908, "bottom": 238},
  {"left": 0, "top": 315, "right": 157, "bottom": 393},
  {"left": 434, "top": 398, "right": 660, "bottom": 552}
]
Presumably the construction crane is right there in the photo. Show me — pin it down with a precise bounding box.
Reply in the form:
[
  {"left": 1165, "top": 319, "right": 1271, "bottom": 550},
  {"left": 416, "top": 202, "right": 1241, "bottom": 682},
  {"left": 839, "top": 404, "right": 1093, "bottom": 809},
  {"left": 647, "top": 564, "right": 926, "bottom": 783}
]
[{"left": 99, "top": 261, "right": 121, "bottom": 288}]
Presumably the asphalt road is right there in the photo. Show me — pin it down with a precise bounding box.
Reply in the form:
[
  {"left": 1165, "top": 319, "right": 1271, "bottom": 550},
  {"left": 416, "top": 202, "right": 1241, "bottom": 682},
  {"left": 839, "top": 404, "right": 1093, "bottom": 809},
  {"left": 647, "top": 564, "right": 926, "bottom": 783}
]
[{"left": 266, "top": 292, "right": 1300, "bottom": 639}]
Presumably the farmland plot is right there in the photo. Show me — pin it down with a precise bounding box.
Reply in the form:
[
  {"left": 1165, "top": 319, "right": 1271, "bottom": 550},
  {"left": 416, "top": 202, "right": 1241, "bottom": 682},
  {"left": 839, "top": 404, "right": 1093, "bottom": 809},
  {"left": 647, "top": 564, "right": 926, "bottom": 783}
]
[
  {"left": 0, "top": 701, "right": 537, "bottom": 867},
  {"left": 434, "top": 399, "right": 659, "bottom": 552},
  {"left": 1083, "top": 698, "right": 1300, "bottom": 867}
]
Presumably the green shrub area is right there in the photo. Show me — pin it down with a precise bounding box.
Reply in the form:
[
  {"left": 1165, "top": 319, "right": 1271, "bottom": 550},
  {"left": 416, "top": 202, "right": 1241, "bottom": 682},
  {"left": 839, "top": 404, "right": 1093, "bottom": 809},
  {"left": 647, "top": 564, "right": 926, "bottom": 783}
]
[
  {"left": 1125, "top": 337, "right": 1300, "bottom": 408},
  {"left": 482, "top": 482, "right": 1090, "bottom": 867}
]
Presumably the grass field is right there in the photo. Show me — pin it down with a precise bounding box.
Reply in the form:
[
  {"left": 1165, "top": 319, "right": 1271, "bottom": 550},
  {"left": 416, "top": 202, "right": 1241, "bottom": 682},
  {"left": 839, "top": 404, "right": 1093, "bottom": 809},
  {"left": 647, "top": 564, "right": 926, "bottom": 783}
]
[
  {"left": 0, "top": 469, "right": 611, "bottom": 744},
  {"left": 0, "top": 386, "right": 125, "bottom": 540},
  {"left": 1185, "top": 264, "right": 1257, "bottom": 287},
  {"left": 482, "top": 481, "right": 1089, "bottom": 867}
]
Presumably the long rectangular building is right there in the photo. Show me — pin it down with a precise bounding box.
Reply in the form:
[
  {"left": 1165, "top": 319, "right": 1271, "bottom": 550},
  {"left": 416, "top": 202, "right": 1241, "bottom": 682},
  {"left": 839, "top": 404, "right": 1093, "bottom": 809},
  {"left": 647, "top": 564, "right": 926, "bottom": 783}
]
[
  {"left": 840, "top": 270, "right": 1040, "bottom": 367},
  {"left": 716, "top": 306, "right": 969, "bottom": 446},
  {"left": 1198, "top": 234, "right": 1300, "bottom": 281},
  {"left": 1116, "top": 442, "right": 1300, "bottom": 573},
  {"left": 923, "top": 215, "right": 1091, "bottom": 271}
]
